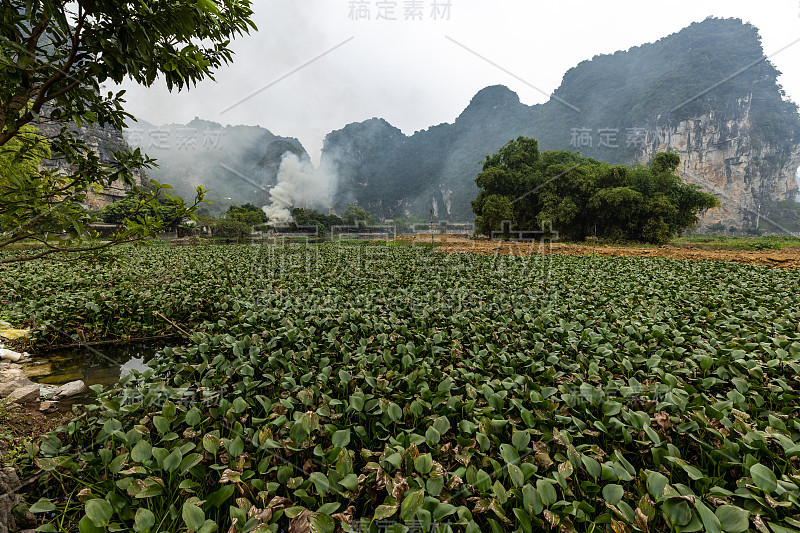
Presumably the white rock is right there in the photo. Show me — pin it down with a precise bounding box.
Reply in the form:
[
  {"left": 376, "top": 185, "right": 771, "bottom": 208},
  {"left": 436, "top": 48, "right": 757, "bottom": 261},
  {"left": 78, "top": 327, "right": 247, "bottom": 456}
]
[
  {"left": 8, "top": 384, "right": 40, "bottom": 404},
  {"left": 55, "top": 380, "right": 86, "bottom": 399},
  {"left": 0, "top": 349, "right": 22, "bottom": 363},
  {"left": 0, "top": 365, "right": 36, "bottom": 398}
]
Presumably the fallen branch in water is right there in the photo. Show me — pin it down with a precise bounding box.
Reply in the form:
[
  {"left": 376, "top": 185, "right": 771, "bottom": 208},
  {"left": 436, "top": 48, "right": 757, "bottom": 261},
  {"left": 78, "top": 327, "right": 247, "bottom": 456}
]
[
  {"left": 37, "top": 334, "right": 185, "bottom": 353},
  {"left": 154, "top": 311, "right": 193, "bottom": 337}
]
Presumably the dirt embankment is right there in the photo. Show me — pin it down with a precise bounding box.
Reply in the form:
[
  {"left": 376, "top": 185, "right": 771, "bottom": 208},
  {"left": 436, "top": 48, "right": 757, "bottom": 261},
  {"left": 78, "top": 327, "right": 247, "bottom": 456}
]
[{"left": 396, "top": 234, "right": 800, "bottom": 269}]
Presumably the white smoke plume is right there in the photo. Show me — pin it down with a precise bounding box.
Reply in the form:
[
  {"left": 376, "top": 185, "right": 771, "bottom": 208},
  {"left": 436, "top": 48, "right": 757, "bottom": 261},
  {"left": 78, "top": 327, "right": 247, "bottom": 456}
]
[{"left": 262, "top": 153, "right": 336, "bottom": 226}]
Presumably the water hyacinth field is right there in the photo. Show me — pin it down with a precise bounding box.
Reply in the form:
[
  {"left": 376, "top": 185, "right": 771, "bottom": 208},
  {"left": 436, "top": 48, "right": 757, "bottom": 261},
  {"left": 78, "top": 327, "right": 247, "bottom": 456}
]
[{"left": 4, "top": 242, "right": 800, "bottom": 533}]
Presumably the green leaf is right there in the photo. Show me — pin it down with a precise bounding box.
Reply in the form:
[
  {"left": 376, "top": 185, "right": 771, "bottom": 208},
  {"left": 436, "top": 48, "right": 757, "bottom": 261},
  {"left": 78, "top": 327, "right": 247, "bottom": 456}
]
[
  {"left": 663, "top": 499, "right": 692, "bottom": 527},
  {"left": 133, "top": 508, "right": 156, "bottom": 532},
  {"left": 647, "top": 471, "right": 669, "bottom": 498},
  {"left": 414, "top": 453, "right": 433, "bottom": 474},
  {"left": 387, "top": 402, "right": 402, "bottom": 422},
  {"left": 374, "top": 504, "right": 399, "bottom": 520},
  {"left": 715, "top": 505, "right": 750, "bottom": 533},
  {"left": 536, "top": 479, "right": 557, "bottom": 507},
  {"left": 426, "top": 473, "right": 445, "bottom": 496},
  {"left": 185, "top": 407, "right": 202, "bottom": 426},
  {"left": 203, "top": 434, "right": 219, "bottom": 454},
  {"left": 750, "top": 463, "right": 778, "bottom": 492},
  {"left": 197, "top": 520, "right": 218, "bottom": 533},
  {"left": 432, "top": 416, "right": 451, "bottom": 436},
  {"left": 426, "top": 426, "right": 441, "bottom": 445},
  {"left": 152, "top": 416, "right": 170, "bottom": 435},
  {"left": 309, "top": 472, "right": 330, "bottom": 494},
  {"left": 309, "top": 512, "right": 335, "bottom": 533},
  {"left": 349, "top": 393, "right": 364, "bottom": 411},
  {"left": 339, "top": 473, "right": 359, "bottom": 491},
  {"left": 512, "top": 430, "right": 531, "bottom": 451},
  {"left": 332, "top": 429, "right": 350, "bottom": 447},
  {"left": 86, "top": 499, "right": 113, "bottom": 527},
  {"left": 695, "top": 501, "right": 721, "bottom": 533},
  {"left": 207, "top": 485, "right": 235, "bottom": 509},
  {"left": 602, "top": 401, "right": 622, "bottom": 416},
  {"left": 163, "top": 448, "right": 183, "bottom": 472},
  {"left": 500, "top": 443, "right": 520, "bottom": 466},
  {"left": 602, "top": 484, "right": 624, "bottom": 505},
  {"left": 290, "top": 422, "right": 309, "bottom": 444},
  {"left": 400, "top": 489, "right": 425, "bottom": 521},
  {"left": 29, "top": 498, "right": 56, "bottom": 513},
  {"left": 183, "top": 501, "right": 206, "bottom": 531},
  {"left": 79, "top": 515, "right": 104, "bottom": 533},
  {"left": 507, "top": 463, "right": 524, "bottom": 487},
  {"left": 179, "top": 453, "right": 203, "bottom": 474},
  {"left": 582, "top": 455, "right": 601, "bottom": 479},
  {"left": 131, "top": 440, "right": 152, "bottom": 463},
  {"left": 226, "top": 436, "right": 244, "bottom": 457},
  {"left": 475, "top": 469, "right": 492, "bottom": 492}
]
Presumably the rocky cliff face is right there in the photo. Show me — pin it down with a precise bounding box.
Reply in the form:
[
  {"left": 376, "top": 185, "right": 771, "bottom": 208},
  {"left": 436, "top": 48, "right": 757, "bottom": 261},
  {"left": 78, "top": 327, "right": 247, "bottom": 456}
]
[
  {"left": 635, "top": 95, "right": 800, "bottom": 229},
  {"left": 35, "top": 119, "right": 143, "bottom": 210},
  {"left": 319, "top": 18, "right": 800, "bottom": 230}
]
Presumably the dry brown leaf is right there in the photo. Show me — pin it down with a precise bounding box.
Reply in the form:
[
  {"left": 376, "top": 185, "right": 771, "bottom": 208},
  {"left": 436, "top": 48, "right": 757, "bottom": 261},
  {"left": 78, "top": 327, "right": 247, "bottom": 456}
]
[
  {"left": 544, "top": 510, "right": 560, "bottom": 528},
  {"left": 332, "top": 505, "right": 356, "bottom": 527},
  {"left": 220, "top": 468, "right": 242, "bottom": 484},
  {"left": 289, "top": 509, "right": 313, "bottom": 533},
  {"left": 634, "top": 508, "right": 649, "bottom": 531},
  {"left": 268, "top": 496, "right": 291, "bottom": 510},
  {"left": 447, "top": 474, "right": 464, "bottom": 490},
  {"left": 376, "top": 467, "right": 391, "bottom": 493},
  {"left": 472, "top": 498, "right": 492, "bottom": 513},
  {"left": 654, "top": 412, "right": 671, "bottom": 431},
  {"left": 391, "top": 472, "right": 409, "bottom": 501},
  {"left": 303, "top": 459, "right": 314, "bottom": 475},
  {"left": 753, "top": 514, "right": 769, "bottom": 533},
  {"left": 610, "top": 517, "right": 630, "bottom": 533},
  {"left": 256, "top": 508, "right": 273, "bottom": 523},
  {"left": 560, "top": 516, "right": 578, "bottom": 533}
]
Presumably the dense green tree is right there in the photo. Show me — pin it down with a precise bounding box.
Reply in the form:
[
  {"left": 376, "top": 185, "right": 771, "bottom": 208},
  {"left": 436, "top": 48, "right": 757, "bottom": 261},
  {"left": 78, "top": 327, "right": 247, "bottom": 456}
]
[
  {"left": 291, "top": 207, "right": 343, "bottom": 233},
  {"left": 341, "top": 206, "right": 377, "bottom": 227},
  {"left": 474, "top": 195, "right": 514, "bottom": 236},
  {"left": 225, "top": 203, "right": 268, "bottom": 227},
  {"left": 0, "top": 0, "right": 255, "bottom": 262},
  {"left": 473, "top": 138, "right": 719, "bottom": 244},
  {"left": 211, "top": 218, "right": 251, "bottom": 239},
  {"left": 98, "top": 197, "right": 181, "bottom": 229}
]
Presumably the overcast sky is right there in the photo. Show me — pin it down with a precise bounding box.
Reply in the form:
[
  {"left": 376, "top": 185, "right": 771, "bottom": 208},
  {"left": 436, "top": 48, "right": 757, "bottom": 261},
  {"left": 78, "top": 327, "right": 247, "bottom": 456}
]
[{"left": 116, "top": 0, "right": 800, "bottom": 163}]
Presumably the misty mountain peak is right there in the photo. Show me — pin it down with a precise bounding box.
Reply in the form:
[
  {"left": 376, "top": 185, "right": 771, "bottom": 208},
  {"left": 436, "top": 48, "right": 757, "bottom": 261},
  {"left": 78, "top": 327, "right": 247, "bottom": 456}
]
[{"left": 462, "top": 85, "right": 520, "bottom": 114}]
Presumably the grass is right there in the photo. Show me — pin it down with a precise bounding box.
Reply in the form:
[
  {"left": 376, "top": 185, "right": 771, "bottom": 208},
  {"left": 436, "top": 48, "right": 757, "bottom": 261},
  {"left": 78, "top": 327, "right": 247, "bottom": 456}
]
[{"left": 672, "top": 234, "right": 800, "bottom": 250}]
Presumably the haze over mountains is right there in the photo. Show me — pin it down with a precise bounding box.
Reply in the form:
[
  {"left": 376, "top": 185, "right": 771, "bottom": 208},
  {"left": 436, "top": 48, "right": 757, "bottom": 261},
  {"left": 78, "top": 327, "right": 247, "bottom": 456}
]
[{"left": 126, "top": 17, "right": 800, "bottom": 229}]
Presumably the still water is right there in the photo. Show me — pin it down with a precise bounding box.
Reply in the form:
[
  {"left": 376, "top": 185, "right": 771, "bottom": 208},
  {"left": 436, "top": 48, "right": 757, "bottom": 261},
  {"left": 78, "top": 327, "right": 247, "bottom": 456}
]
[{"left": 22, "top": 343, "right": 167, "bottom": 406}]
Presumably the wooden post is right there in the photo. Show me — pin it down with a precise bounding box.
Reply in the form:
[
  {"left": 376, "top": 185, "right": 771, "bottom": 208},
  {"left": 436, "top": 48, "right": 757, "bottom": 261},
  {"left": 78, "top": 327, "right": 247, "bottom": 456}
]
[{"left": 430, "top": 207, "right": 434, "bottom": 250}]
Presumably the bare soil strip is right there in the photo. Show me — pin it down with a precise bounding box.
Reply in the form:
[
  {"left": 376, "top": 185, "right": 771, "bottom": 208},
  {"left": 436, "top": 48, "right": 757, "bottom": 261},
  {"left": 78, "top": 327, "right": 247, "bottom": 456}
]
[{"left": 396, "top": 234, "right": 800, "bottom": 269}]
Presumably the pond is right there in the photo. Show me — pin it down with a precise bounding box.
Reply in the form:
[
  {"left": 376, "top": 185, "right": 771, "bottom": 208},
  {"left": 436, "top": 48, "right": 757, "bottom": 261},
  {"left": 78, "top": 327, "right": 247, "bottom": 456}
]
[{"left": 22, "top": 342, "right": 170, "bottom": 408}]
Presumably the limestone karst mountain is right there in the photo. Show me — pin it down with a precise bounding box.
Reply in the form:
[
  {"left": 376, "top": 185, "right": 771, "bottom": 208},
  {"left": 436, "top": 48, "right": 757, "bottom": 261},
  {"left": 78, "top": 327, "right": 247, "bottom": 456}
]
[{"left": 321, "top": 17, "right": 800, "bottom": 230}]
